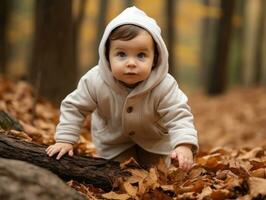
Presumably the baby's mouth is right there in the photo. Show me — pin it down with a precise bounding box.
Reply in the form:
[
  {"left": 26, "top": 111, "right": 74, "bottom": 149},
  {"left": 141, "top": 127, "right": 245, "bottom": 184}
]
[{"left": 124, "top": 72, "right": 137, "bottom": 75}]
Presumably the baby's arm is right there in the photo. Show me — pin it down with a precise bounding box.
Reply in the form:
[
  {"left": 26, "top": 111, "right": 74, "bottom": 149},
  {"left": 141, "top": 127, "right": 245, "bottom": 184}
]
[
  {"left": 156, "top": 76, "right": 198, "bottom": 170},
  {"left": 47, "top": 71, "right": 97, "bottom": 159},
  {"left": 46, "top": 142, "right": 73, "bottom": 160}
]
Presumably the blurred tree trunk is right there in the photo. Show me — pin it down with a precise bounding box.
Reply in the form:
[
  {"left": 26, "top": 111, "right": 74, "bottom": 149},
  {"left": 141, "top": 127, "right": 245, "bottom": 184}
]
[
  {"left": 30, "top": 0, "right": 76, "bottom": 105},
  {"left": 166, "top": 0, "right": 175, "bottom": 76},
  {"left": 255, "top": 0, "right": 266, "bottom": 85},
  {"left": 93, "top": 0, "right": 108, "bottom": 66},
  {"left": 124, "top": 0, "right": 134, "bottom": 7},
  {"left": 207, "top": 0, "right": 235, "bottom": 95},
  {"left": 0, "top": 0, "right": 10, "bottom": 74},
  {"left": 200, "top": 0, "right": 217, "bottom": 87},
  {"left": 229, "top": 0, "right": 245, "bottom": 86},
  {"left": 73, "top": 0, "right": 87, "bottom": 77},
  {"left": 242, "top": 0, "right": 261, "bottom": 86},
  {"left": 262, "top": 0, "right": 266, "bottom": 85}
]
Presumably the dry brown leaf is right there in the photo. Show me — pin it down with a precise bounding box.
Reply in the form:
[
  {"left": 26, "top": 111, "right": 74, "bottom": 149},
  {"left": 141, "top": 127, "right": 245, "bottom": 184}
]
[
  {"left": 120, "top": 157, "right": 141, "bottom": 169},
  {"left": 198, "top": 186, "right": 213, "bottom": 200},
  {"left": 250, "top": 168, "right": 266, "bottom": 178},
  {"left": 101, "top": 191, "right": 131, "bottom": 200},
  {"left": 210, "top": 189, "right": 229, "bottom": 200},
  {"left": 238, "top": 147, "right": 264, "bottom": 160},
  {"left": 3, "top": 130, "right": 32, "bottom": 142},
  {"left": 248, "top": 177, "right": 266, "bottom": 197},
  {"left": 177, "top": 191, "right": 195, "bottom": 199},
  {"left": 250, "top": 160, "right": 265, "bottom": 170},
  {"left": 160, "top": 184, "right": 174, "bottom": 192},
  {"left": 137, "top": 168, "right": 159, "bottom": 195},
  {"left": 188, "top": 166, "right": 207, "bottom": 179},
  {"left": 142, "top": 189, "right": 172, "bottom": 200},
  {"left": 125, "top": 168, "right": 148, "bottom": 184},
  {"left": 122, "top": 182, "right": 137, "bottom": 197},
  {"left": 167, "top": 168, "right": 188, "bottom": 185},
  {"left": 156, "top": 158, "right": 169, "bottom": 184}
]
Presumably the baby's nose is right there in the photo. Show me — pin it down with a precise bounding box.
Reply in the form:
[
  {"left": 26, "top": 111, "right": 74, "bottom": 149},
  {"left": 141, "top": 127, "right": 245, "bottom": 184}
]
[{"left": 126, "top": 58, "right": 136, "bottom": 68}]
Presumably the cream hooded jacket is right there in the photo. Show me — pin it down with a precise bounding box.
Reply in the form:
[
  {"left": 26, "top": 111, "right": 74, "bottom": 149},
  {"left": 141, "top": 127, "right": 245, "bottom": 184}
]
[{"left": 55, "top": 6, "right": 199, "bottom": 159}]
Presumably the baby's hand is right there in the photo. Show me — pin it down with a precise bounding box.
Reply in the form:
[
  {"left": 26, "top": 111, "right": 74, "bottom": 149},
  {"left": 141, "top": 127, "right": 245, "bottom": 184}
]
[
  {"left": 171, "top": 144, "right": 193, "bottom": 172},
  {"left": 46, "top": 142, "right": 74, "bottom": 160}
]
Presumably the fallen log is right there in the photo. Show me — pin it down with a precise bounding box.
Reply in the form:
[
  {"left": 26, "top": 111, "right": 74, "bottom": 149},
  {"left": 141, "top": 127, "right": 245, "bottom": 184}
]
[
  {"left": 0, "top": 158, "right": 87, "bottom": 200},
  {"left": 0, "top": 134, "right": 124, "bottom": 191}
]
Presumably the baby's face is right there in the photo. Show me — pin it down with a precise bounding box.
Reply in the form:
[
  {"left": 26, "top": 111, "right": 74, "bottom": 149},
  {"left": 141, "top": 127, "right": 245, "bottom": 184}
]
[{"left": 109, "top": 30, "right": 155, "bottom": 87}]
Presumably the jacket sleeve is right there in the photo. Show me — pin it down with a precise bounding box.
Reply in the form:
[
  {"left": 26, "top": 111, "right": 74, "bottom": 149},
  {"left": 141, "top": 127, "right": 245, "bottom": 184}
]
[
  {"left": 156, "top": 76, "right": 199, "bottom": 154},
  {"left": 55, "top": 72, "right": 97, "bottom": 144}
]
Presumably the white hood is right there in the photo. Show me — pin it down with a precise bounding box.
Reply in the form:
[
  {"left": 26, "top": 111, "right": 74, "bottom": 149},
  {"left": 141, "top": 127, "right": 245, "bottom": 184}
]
[{"left": 98, "top": 6, "right": 169, "bottom": 96}]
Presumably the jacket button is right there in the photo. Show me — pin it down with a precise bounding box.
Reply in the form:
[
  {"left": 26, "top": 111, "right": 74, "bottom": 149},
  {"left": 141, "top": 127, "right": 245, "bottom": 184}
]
[
  {"left": 128, "top": 131, "right": 135, "bottom": 136},
  {"left": 127, "top": 106, "right": 133, "bottom": 113}
]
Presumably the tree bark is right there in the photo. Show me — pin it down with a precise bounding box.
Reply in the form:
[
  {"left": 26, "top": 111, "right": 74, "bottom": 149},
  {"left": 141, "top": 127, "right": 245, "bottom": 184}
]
[
  {"left": 0, "top": 0, "right": 10, "bottom": 74},
  {"left": 242, "top": 0, "right": 261, "bottom": 86},
  {"left": 30, "top": 0, "right": 77, "bottom": 105},
  {"left": 255, "top": 0, "right": 266, "bottom": 85},
  {"left": 0, "top": 134, "right": 125, "bottom": 191},
  {"left": 262, "top": 0, "right": 266, "bottom": 85},
  {"left": 207, "top": 0, "right": 235, "bottom": 95},
  {"left": 166, "top": 0, "right": 175, "bottom": 76},
  {"left": 93, "top": 0, "right": 108, "bottom": 66}
]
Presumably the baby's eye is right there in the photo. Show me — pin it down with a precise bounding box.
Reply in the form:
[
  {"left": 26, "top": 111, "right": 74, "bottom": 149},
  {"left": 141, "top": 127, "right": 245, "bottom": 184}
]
[
  {"left": 137, "top": 52, "right": 146, "bottom": 59},
  {"left": 117, "top": 52, "right": 126, "bottom": 57}
]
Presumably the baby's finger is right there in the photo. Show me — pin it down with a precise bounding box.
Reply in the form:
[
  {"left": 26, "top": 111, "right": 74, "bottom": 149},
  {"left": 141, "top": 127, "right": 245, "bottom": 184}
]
[
  {"left": 68, "top": 149, "right": 74, "bottom": 157},
  {"left": 46, "top": 145, "right": 54, "bottom": 153},
  {"left": 48, "top": 146, "right": 61, "bottom": 157},
  {"left": 178, "top": 156, "right": 185, "bottom": 168},
  {"left": 182, "top": 159, "right": 193, "bottom": 172},
  {"left": 46, "top": 147, "right": 54, "bottom": 156},
  {"left": 56, "top": 148, "right": 68, "bottom": 160},
  {"left": 183, "top": 162, "right": 190, "bottom": 172}
]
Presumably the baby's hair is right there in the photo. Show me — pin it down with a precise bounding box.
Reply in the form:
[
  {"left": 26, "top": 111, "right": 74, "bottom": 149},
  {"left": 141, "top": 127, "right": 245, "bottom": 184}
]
[{"left": 105, "top": 24, "right": 158, "bottom": 67}]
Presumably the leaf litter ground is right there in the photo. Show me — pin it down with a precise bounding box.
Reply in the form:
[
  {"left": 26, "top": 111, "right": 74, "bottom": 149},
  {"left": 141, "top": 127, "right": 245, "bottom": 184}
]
[{"left": 0, "top": 76, "right": 265, "bottom": 199}]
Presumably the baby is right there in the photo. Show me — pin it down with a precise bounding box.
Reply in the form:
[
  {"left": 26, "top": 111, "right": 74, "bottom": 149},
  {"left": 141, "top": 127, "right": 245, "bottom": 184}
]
[{"left": 46, "top": 6, "right": 199, "bottom": 171}]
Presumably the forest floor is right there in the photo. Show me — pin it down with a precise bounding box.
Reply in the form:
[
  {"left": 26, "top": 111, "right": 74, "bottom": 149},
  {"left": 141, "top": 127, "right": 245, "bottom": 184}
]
[{"left": 0, "top": 76, "right": 265, "bottom": 199}]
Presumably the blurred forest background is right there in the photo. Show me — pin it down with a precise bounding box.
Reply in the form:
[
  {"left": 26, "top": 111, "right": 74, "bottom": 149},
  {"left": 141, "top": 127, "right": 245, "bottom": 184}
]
[
  {"left": 1, "top": 1, "right": 266, "bottom": 198},
  {"left": 1, "top": 0, "right": 266, "bottom": 105}
]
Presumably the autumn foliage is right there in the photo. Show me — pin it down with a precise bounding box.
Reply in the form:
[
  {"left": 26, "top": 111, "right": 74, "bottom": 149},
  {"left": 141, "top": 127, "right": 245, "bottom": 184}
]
[{"left": 0, "top": 75, "right": 265, "bottom": 199}]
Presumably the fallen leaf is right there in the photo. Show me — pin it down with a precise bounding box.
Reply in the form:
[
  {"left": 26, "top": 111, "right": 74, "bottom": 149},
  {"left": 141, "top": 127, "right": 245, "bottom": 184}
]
[
  {"left": 250, "top": 168, "right": 266, "bottom": 178},
  {"left": 198, "top": 186, "right": 213, "bottom": 200},
  {"left": 122, "top": 181, "right": 137, "bottom": 197},
  {"left": 210, "top": 189, "right": 229, "bottom": 200},
  {"left": 248, "top": 177, "right": 266, "bottom": 197},
  {"left": 101, "top": 191, "right": 131, "bottom": 200}
]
